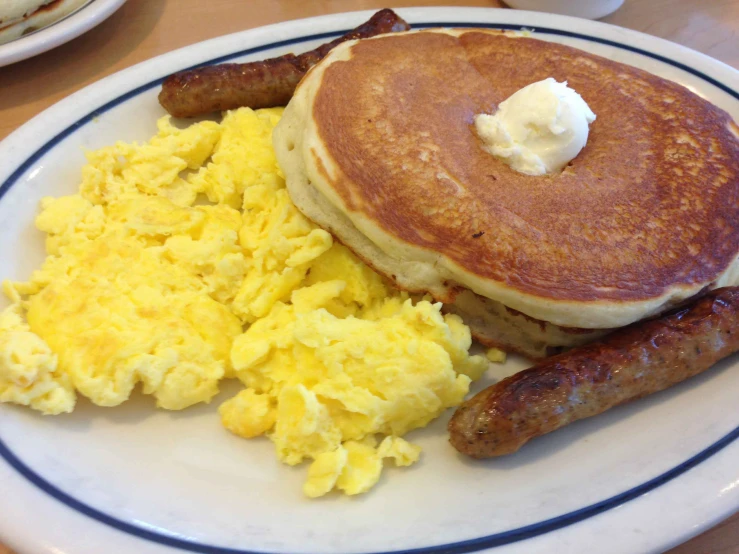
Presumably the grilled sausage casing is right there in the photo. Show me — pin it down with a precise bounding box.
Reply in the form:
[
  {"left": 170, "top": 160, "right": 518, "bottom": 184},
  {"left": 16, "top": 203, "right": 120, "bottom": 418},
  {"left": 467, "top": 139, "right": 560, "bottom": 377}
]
[
  {"left": 449, "top": 287, "right": 739, "bottom": 458},
  {"left": 158, "top": 9, "right": 410, "bottom": 118}
]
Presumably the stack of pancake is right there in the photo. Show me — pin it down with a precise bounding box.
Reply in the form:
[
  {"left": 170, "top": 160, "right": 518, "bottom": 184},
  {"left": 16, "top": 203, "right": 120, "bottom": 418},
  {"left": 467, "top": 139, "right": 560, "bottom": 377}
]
[{"left": 273, "top": 29, "right": 739, "bottom": 359}]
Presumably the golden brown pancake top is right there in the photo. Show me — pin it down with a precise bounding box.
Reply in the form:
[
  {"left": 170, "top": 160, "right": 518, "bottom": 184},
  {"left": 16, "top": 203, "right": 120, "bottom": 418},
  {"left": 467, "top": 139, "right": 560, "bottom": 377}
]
[{"left": 310, "top": 31, "right": 739, "bottom": 302}]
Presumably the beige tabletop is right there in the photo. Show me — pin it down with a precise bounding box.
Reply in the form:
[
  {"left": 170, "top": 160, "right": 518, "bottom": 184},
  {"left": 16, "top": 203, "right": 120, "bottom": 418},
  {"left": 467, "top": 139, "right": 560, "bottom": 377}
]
[{"left": 1, "top": 0, "right": 738, "bottom": 553}]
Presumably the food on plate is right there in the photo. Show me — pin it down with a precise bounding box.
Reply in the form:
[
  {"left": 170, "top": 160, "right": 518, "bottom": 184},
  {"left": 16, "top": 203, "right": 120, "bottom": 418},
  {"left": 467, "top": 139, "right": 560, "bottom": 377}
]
[
  {"left": 0, "top": 0, "right": 89, "bottom": 45},
  {"left": 485, "top": 347, "right": 506, "bottom": 364},
  {"left": 1, "top": 112, "right": 250, "bottom": 412},
  {"left": 4, "top": 11, "right": 738, "bottom": 497},
  {"left": 0, "top": 105, "right": 487, "bottom": 496},
  {"left": 221, "top": 279, "right": 487, "bottom": 497},
  {"left": 273, "top": 28, "right": 739, "bottom": 360},
  {"left": 158, "top": 9, "right": 410, "bottom": 118},
  {"left": 0, "top": 292, "right": 73, "bottom": 414},
  {"left": 449, "top": 287, "right": 739, "bottom": 457}
]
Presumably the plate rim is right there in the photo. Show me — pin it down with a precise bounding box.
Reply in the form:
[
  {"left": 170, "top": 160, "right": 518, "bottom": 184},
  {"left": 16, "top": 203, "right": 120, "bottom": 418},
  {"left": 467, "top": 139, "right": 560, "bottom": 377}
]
[{"left": 1, "top": 7, "right": 738, "bottom": 554}]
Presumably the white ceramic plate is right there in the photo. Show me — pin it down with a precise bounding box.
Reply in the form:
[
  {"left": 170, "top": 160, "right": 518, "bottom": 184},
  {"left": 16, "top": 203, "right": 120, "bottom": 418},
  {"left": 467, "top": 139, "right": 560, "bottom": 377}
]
[
  {"left": 1, "top": 7, "right": 738, "bottom": 554},
  {"left": 0, "top": 0, "right": 127, "bottom": 67}
]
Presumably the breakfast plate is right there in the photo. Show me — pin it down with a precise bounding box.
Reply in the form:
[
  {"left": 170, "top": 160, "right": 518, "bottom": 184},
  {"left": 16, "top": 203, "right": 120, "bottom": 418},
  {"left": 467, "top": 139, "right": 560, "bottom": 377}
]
[
  {"left": 1, "top": 7, "right": 738, "bottom": 554},
  {"left": 0, "top": 0, "right": 127, "bottom": 67}
]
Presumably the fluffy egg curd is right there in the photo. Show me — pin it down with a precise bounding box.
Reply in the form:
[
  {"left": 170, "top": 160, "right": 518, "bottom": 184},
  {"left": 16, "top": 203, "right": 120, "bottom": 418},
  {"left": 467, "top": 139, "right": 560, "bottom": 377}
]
[{"left": 0, "top": 107, "right": 488, "bottom": 497}]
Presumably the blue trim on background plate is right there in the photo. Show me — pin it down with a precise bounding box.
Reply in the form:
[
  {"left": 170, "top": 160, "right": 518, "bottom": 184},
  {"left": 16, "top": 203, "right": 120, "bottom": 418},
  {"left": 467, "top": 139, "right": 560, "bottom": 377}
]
[{"left": 1, "top": 21, "right": 738, "bottom": 554}]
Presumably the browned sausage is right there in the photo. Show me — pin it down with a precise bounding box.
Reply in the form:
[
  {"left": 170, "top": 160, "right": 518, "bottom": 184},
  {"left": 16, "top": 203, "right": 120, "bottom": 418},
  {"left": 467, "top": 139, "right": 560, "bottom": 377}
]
[
  {"left": 449, "top": 287, "right": 739, "bottom": 458},
  {"left": 158, "top": 9, "right": 410, "bottom": 118}
]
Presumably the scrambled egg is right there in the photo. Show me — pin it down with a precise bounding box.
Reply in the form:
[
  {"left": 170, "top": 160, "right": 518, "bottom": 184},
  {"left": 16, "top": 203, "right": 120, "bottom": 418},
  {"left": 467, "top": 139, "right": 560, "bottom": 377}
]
[
  {"left": 221, "top": 278, "right": 486, "bottom": 496},
  {"left": 486, "top": 347, "right": 507, "bottom": 364},
  {"left": 0, "top": 107, "right": 488, "bottom": 497},
  {"left": 0, "top": 287, "right": 73, "bottom": 414}
]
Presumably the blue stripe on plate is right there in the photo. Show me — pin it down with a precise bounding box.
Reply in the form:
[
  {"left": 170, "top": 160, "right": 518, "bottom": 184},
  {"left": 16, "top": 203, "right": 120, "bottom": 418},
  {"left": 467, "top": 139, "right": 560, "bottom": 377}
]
[{"left": 1, "top": 21, "right": 738, "bottom": 554}]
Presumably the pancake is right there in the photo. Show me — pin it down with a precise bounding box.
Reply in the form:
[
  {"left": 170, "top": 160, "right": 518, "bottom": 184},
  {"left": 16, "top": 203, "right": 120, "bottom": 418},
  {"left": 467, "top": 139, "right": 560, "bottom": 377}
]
[
  {"left": 0, "top": 0, "right": 54, "bottom": 27},
  {"left": 274, "top": 29, "right": 739, "bottom": 355},
  {"left": 0, "top": 0, "right": 89, "bottom": 45}
]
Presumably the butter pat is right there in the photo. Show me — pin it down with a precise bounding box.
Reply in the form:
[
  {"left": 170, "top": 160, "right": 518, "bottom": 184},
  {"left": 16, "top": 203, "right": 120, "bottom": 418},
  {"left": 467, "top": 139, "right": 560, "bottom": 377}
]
[{"left": 475, "top": 78, "right": 596, "bottom": 175}]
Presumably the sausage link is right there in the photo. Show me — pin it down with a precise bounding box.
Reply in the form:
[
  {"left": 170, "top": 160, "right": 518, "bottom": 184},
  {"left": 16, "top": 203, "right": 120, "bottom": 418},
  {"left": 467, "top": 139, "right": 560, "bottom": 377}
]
[
  {"left": 158, "top": 9, "right": 410, "bottom": 118},
  {"left": 448, "top": 287, "right": 739, "bottom": 458}
]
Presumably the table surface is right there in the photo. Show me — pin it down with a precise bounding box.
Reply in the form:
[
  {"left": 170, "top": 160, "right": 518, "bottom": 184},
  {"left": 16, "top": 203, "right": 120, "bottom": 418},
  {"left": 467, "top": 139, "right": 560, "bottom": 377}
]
[{"left": 1, "top": 0, "right": 738, "bottom": 553}]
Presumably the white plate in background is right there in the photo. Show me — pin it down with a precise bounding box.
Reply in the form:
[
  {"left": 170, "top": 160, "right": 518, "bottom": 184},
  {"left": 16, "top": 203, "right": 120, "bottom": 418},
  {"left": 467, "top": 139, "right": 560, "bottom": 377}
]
[
  {"left": 0, "top": 0, "right": 127, "bottom": 67},
  {"left": 0, "top": 7, "right": 738, "bottom": 554}
]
